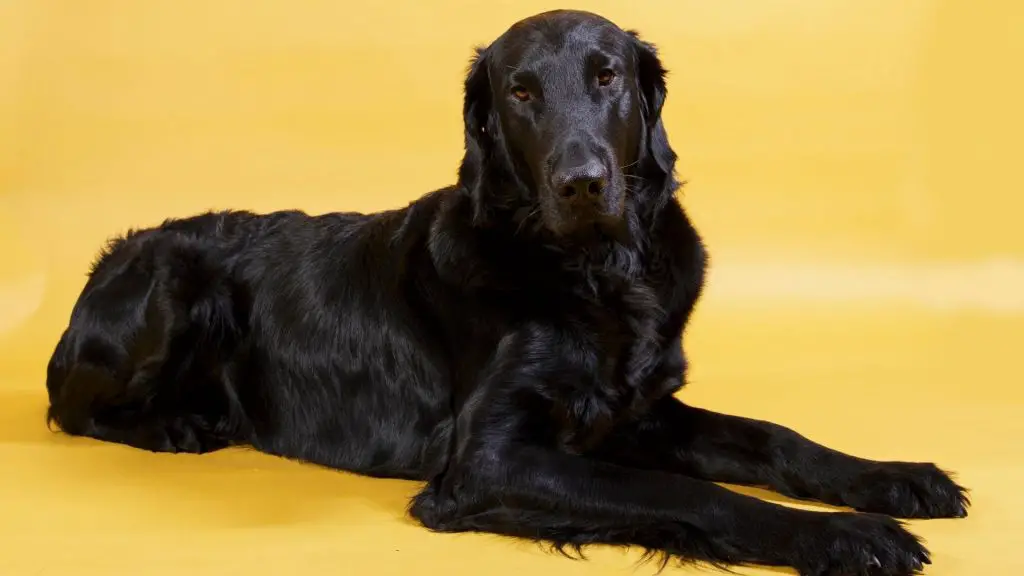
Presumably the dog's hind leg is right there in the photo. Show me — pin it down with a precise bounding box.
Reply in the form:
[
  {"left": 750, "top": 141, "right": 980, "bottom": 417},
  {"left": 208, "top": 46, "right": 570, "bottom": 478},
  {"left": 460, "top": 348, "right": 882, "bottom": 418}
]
[{"left": 45, "top": 236, "right": 249, "bottom": 454}]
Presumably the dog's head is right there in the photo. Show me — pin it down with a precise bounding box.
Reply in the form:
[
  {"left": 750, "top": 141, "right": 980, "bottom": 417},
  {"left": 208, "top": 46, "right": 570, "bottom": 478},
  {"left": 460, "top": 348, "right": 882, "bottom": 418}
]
[{"left": 458, "top": 10, "right": 678, "bottom": 246}]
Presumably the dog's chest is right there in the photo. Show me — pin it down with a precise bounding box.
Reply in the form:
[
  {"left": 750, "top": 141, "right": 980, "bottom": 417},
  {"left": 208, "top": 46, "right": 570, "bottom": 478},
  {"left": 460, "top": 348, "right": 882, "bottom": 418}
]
[{"left": 551, "top": 282, "right": 667, "bottom": 453}]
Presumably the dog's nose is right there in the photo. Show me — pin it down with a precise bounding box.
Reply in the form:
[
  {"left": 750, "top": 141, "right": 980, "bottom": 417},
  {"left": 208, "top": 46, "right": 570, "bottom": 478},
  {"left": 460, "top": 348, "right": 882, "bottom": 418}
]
[{"left": 552, "top": 160, "right": 609, "bottom": 205}]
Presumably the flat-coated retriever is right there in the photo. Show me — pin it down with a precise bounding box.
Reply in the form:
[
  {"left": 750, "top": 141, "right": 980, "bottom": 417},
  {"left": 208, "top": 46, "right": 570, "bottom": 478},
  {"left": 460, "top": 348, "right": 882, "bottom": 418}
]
[{"left": 45, "top": 9, "right": 967, "bottom": 575}]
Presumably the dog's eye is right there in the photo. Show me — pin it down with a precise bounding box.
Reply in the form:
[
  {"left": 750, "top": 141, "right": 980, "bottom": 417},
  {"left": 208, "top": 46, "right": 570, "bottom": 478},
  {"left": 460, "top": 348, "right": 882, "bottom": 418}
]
[
  {"left": 511, "top": 86, "right": 531, "bottom": 102},
  {"left": 597, "top": 69, "right": 616, "bottom": 87}
]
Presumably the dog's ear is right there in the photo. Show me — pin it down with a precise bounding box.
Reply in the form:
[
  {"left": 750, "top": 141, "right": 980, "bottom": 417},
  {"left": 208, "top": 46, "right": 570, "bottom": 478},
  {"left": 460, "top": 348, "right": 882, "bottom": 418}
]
[
  {"left": 462, "top": 45, "right": 493, "bottom": 147},
  {"left": 629, "top": 32, "right": 677, "bottom": 187},
  {"left": 457, "top": 45, "right": 499, "bottom": 225}
]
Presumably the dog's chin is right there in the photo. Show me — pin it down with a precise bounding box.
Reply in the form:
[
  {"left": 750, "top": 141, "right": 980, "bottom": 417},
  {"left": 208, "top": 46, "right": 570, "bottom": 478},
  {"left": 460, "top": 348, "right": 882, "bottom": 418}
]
[{"left": 544, "top": 213, "right": 631, "bottom": 249}]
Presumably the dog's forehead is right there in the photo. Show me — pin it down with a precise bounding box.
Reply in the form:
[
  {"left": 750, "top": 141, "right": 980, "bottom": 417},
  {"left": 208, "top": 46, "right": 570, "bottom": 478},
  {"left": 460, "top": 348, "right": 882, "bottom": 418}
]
[{"left": 493, "top": 14, "right": 629, "bottom": 71}]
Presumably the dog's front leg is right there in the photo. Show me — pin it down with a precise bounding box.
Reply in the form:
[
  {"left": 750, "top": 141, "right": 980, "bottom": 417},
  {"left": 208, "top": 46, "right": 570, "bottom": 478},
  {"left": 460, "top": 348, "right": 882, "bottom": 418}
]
[
  {"left": 596, "top": 395, "right": 970, "bottom": 519},
  {"left": 405, "top": 327, "right": 926, "bottom": 574},
  {"left": 410, "top": 440, "right": 935, "bottom": 575}
]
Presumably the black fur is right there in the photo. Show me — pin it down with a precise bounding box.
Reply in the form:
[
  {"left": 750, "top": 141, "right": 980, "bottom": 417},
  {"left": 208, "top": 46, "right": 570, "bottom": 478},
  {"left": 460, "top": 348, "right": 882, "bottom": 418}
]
[{"left": 44, "top": 10, "right": 968, "bottom": 575}]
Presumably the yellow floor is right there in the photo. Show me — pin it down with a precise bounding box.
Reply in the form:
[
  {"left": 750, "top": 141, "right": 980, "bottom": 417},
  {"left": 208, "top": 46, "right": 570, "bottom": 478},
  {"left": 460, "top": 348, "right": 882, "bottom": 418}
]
[{"left": 2, "top": 1, "right": 1022, "bottom": 575}]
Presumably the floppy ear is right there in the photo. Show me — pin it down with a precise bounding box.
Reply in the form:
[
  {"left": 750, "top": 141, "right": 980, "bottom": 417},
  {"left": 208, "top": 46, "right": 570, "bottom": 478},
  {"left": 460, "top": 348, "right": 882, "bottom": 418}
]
[
  {"left": 629, "top": 32, "right": 677, "bottom": 187},
  {"left": 456, "top": 45, "right": 500, "bottom": 225}
]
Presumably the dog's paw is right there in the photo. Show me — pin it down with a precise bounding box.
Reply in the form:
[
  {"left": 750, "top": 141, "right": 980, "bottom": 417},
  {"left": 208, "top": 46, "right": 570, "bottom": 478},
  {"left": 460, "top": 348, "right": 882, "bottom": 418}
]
[
  {"left": 794, "top": 512, "right": 930, "bottom": 576},
  {"left": 841, "top": 462, "right": 970, "bottom": 519}
]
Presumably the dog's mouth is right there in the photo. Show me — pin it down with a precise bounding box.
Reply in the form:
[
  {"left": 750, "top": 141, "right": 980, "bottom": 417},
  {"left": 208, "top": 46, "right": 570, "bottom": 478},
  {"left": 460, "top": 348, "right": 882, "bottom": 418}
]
[{"left": 544, "top": 210, "right": 631, "bottom": 246}]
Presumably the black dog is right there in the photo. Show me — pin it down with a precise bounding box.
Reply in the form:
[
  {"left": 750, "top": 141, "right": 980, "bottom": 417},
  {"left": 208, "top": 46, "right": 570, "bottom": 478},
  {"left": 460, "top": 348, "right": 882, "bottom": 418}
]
[{"left": 45, "top": 10, "right": 967, "bottom": 575}]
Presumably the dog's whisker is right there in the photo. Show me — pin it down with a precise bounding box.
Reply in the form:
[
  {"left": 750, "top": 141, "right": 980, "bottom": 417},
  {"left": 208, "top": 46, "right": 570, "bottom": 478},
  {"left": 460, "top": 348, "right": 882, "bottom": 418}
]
[{"left": 515, "top": 207, "right": 542, "bottom": 236}]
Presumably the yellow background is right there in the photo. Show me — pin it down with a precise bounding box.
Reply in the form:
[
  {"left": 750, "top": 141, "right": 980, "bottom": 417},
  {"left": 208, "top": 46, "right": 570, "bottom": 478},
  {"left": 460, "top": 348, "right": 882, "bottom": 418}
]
[{"left": 1, "top": 1, "right": 1021, "bottom": 574}]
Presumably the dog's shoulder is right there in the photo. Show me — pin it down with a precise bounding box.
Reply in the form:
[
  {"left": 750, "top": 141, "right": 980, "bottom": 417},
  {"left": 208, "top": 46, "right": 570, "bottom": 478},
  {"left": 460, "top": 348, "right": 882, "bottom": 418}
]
[{"left": 641, "top": 196, "right": 708, "bottom": 322}]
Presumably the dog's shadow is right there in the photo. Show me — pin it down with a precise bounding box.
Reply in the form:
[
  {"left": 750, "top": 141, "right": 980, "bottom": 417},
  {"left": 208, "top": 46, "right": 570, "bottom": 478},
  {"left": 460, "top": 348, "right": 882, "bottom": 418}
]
[
  {"left": 0, "top": 389, "right": 424, "bottom": 530},
  {"left": 721, "top": 483, "right": 847, "bottom": 513}
]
